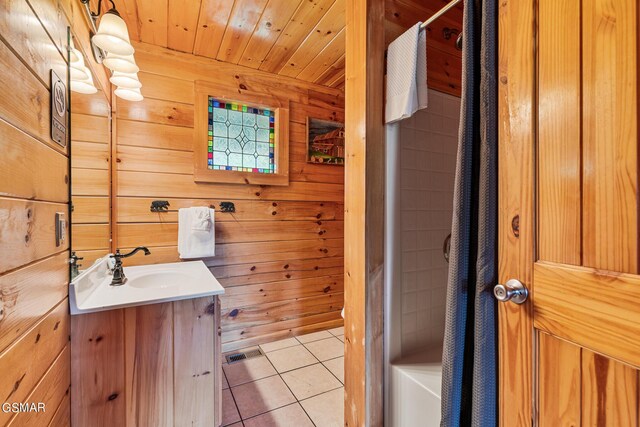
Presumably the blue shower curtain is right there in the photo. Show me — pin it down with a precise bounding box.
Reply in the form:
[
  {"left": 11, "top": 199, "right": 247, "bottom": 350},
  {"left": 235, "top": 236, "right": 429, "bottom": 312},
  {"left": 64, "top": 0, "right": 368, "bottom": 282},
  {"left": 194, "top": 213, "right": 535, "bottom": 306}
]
[{"left": 440, "top": 0, "right": 498, "bottom": 426}]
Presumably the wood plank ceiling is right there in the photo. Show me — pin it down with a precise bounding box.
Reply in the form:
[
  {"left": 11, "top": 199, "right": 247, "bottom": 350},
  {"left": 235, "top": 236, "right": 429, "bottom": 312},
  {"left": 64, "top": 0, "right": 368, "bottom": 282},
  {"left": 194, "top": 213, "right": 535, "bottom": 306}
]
[{"left": 112, "top": 0, "right": 463, "bottom": 92}]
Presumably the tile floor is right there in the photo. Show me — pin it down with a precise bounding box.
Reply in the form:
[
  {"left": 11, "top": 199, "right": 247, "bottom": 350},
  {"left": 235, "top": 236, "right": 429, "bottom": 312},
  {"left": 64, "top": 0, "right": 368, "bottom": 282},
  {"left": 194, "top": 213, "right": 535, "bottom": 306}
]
[{"left": 222, "top": 326, "right": 345, "bottom": 427}]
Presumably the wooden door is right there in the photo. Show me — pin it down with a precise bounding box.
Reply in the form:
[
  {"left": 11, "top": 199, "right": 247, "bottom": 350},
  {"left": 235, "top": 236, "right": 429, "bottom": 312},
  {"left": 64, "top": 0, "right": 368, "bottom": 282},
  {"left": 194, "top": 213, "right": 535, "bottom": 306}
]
[{"left": 499, "top": 0, "right": 640, "bottom": 425}]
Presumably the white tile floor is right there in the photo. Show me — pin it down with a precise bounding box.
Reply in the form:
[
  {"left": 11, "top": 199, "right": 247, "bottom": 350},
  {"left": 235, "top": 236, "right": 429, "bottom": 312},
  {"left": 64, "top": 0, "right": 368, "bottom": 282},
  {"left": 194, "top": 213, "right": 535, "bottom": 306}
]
[{"left": 222, "top": 326, "right": 345, "bottom": 427}]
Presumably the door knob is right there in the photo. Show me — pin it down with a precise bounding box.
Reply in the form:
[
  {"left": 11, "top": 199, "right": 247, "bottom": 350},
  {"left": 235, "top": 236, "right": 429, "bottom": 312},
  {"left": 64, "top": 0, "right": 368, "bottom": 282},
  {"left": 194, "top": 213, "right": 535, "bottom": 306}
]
[{"left": 493, "top": 279, "right": 528, "bottom": 304}]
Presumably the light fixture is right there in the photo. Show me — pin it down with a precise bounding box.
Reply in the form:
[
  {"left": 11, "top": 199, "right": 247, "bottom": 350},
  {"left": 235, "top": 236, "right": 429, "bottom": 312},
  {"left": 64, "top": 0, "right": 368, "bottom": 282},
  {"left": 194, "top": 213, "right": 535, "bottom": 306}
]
[
  {"left": 103, "top": 52, "right": 139, "bottom": 73},
  {"left": 71, "top": 72, "right": 98, "bottom": 94},
  {"left": 92, "top": 8, "right": 134, "bottom": 56},
  {"left": 70, "top": 54, "right": 90, "bottom": 81},
  {"left": 80, "top": 0, "right": 142, "bottom": 100},
  {"left": 109, "top": 71, "right": 142, "bottom": 89},
  {"left": 114, "top": 87, "right": 143, "bottom": 102}
]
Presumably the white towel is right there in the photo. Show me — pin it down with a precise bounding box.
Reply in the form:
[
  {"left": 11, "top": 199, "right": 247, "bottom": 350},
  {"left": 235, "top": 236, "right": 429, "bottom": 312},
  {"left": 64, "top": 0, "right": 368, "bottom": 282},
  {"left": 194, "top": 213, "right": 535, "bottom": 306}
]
[
  {"left": 385, "top": 22, "right": 428, "bottom": 124},
  {"left": 178, "top": 207, "right": 215, "bottom": 259},
  {"left": 191, "top": 207, "right": 212, "bottom": 232}
]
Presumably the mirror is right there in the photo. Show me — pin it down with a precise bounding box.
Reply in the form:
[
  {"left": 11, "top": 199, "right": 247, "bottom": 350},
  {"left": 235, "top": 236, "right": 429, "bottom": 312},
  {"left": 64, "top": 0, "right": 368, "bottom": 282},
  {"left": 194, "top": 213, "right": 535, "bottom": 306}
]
[{"left": 69, "top": 36, "right": 112, "bottom": 277}]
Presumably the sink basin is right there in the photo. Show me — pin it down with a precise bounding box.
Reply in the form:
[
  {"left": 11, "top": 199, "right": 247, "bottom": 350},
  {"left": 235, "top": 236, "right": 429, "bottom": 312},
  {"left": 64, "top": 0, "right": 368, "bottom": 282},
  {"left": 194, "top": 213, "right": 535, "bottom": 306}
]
[
  {"left": 127, "top": 270, "right": 192, "bottom": 289},
  {"left": 70, "top": 257, "right": 225, "bottom": 315}
]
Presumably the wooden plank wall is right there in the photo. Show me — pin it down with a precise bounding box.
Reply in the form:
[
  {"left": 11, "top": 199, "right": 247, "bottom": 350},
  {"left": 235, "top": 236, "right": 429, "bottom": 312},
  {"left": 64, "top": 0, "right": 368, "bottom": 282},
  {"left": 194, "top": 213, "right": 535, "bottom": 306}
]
[
  {"left": 0, "top": 0, "right": 80, "bottom": 425},
  {"left": 113, "top": 42, "right": 345, "bottom": 351},
  {"left": 71, "top": 89, "right": 112, "bottom": 266}
]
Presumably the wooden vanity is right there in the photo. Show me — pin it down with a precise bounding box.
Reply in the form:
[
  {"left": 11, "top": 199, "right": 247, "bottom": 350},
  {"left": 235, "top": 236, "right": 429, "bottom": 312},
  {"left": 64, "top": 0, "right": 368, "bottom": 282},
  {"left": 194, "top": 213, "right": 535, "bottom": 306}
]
[{"left": 71, "top": 296, "right": 222, "bottom": 426}]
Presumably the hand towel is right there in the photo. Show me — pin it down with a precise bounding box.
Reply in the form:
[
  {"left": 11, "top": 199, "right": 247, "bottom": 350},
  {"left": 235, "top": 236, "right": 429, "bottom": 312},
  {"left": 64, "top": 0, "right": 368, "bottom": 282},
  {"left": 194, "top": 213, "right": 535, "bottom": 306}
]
[
  {"left": 385, "top": 22, "right": 428, "bottom": 124},
  {"left": 191, "top": 207, "right": 212, "bottom": 232},
  {"left": 178, "top": 207, "right": 215, "bottom": 259}
]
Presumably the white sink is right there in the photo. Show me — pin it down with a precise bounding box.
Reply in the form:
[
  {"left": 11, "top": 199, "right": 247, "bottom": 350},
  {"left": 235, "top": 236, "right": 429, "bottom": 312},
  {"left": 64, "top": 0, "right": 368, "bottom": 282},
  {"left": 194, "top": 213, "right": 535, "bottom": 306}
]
[{"left": 70, "top": 256, "right": 225, "bottom": 315}]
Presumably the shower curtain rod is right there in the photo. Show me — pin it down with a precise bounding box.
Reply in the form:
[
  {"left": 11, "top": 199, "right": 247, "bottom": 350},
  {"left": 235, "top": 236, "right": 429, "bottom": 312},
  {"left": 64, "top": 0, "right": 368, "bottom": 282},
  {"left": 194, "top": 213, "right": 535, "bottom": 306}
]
[{"left": 420, "top": 0, "right": 463, "bottom": 30}]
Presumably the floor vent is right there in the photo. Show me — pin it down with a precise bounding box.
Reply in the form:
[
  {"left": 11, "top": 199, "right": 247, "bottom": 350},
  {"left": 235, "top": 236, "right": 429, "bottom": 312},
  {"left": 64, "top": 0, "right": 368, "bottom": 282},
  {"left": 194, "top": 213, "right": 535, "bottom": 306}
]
[{"left": 225, "top": 348, "right": 264, "bottom": 364}]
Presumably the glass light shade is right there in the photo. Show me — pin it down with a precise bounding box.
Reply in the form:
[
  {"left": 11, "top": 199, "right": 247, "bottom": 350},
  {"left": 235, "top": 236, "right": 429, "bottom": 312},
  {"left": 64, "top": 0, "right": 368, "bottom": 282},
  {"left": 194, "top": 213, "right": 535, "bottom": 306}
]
[
  {"left": 70, "top": 54, "right": 90, "bottom": 81},
  {"left": 103, "top": 52, "right": 139, "bottom": 73},
  {"left": 109, "top": 71, "right": 142, "bottom": 89},
  {"left": 115, "top": 87, "right": 143, "bottom": 102},
  {"left": 92, "top": 11, "right": 134, "bottom": 55},
  {"left": 69, "top": 47, "right": 82, "bottom": 65},
  {"left": 71, "top": 72, "right": 97, "bottom": 94}
]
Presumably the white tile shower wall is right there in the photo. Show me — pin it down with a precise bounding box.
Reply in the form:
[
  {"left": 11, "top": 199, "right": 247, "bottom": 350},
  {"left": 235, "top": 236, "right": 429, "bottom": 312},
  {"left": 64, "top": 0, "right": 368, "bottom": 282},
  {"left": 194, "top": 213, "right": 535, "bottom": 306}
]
[{"left": 399, "top": 90, "right": 460, "bottom": 356}]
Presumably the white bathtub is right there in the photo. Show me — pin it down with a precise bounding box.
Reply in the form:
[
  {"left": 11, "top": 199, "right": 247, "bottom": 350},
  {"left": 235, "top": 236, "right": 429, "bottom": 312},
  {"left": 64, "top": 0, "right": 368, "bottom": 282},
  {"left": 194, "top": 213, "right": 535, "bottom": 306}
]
[{"left": 388, "top": 347, "right": 442, "bottom": 427}]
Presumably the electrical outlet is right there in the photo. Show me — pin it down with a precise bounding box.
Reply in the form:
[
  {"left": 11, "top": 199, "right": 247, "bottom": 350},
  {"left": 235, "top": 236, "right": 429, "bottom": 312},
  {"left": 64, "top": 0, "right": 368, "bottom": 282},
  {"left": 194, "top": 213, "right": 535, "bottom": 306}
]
[{"left": 55, "top": 212, "right": 66, "bottom": 247}]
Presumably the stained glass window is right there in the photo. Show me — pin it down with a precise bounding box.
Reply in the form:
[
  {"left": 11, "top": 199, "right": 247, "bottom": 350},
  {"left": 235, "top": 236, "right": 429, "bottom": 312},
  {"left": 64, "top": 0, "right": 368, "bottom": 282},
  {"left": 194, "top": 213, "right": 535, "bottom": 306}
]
[{"left": 207, "top": 97, "right": 276, "bottom": 174}]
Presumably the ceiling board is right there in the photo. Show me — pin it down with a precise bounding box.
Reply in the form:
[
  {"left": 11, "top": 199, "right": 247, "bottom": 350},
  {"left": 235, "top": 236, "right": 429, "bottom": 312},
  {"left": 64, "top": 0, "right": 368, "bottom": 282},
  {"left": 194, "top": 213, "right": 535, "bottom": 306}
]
[
  {"left": 112, "top": 0, "right": 462, "bottom": 92},
  {"left": 238, "top": 0, "right": 303, "bottom": 69}
]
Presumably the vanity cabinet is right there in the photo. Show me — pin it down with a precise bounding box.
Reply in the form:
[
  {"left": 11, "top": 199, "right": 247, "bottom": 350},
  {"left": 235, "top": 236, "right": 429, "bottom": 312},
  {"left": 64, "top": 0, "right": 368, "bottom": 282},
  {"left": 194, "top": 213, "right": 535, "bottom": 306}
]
[{"left": 71, "top": 296, "right": 222, "bottom": 427}]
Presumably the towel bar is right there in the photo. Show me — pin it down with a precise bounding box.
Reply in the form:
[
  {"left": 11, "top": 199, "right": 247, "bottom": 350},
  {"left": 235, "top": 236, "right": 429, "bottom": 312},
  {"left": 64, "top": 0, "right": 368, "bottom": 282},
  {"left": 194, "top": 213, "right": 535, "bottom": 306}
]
[{"left": 150, "top": 200, "right": 235, "bottom": 213}]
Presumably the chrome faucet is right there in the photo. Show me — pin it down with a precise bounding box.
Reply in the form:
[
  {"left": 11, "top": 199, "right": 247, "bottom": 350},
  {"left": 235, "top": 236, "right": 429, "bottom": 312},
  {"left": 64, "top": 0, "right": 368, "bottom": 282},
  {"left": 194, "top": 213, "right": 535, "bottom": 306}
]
[{"left": 109, "top": 247, "right": 151, "bottom": 286}]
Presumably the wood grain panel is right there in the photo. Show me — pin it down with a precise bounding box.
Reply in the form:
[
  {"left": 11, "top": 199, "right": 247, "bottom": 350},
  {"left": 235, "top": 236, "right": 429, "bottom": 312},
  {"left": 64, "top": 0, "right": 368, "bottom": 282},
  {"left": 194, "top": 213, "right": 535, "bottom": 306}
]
[
  {"left": 71, "top": 309, "right": 125, "bottom": 427},
  {"left": 73, "top": 196, "right": 110, "bottom": 224},
  {"left": 222, "top": 311, "right": 343, "bottom": 352},
  {"left": 0, "top": 40, "right": 60, "bottom": 154},
  {"left": 72, "top": 224, "right": 111, "bottom": 251},
  {"left": 222, "top": 293, "right": 343, "bottom": 331},
  {"left": 582, "top": 0, "right": 638, "bottom": 273},
  {"left": 71, "top": 89, "right": 111, "bottom": 116},
  {"left": 258, "top": 0, "right": 336, "bottom": 73},
  {"left": 125, "top": 303, "right": 174, "bottom": 427},
  {"left": 173, "top": 297, "right": 216, "bottom": 426},
  {"left": 0, "top": 300, "right": 69, "bottom": 426},
  {"left": 48, "top": 392, "right": 71, "bottom": 427},
  {"left": 117, "top": 120, "right": 193, "bottom": 151},
  {"left": 192, "top": 0, "right": 235, "bottom": 58},
  {"left": 211, "top": 256, "right": 344, "bottom": 280},
  {"left": 8, "top": 346, "right": 71, "bottom": 427},
  {"left": 167, "top": 0, "right": 201, "bottom": 53},
  {"left": 121, "top": 238, "right": 344, "bottom": 267},
  {"left": 116, "top": 198, "right": 342, "bottom": 222},
  {"left": 278, "top": 0, "right": 345, "bottom": 78},
  {"left": 0, "top": 252, "right": 69, "bottom": 355},
  {"left": 297, "top": 29, "right": 347, "bottom": 83},
  {"left": 72, "top": 168, "right": 110, "bottom": 196},
  {"left": 534, "top": 261, "right": 640, "bottom": 368},
  {"left": 72, "top": 113, "right": 110, "bottom": 143},
  {"left": 237, "top": 0, "right": 302, "bottom": 69},
  {"left": 136, "top": 0, "right": 168, "bottom": 46},
  {"left": 582, "top": 350, "right": 639, "bottom": 426},
  {"left": 117, "top": 170, "right": 343, "bottom": 201},
  {"left": 137, "top": 72, "right": 195, "bottom": 104},
  {"left": 344, "top": 0, "right": 385, "bottom": 424},
  {"left": 0, "top": 199, "right": 69, "bottom": 274},
  {"left": 216, "top": 0, "right": 268, "bottom": 64},
  {"left": 538, "top": 333, "right": 581, "bottom": 426},
  {"left": 497, "top": 0, "right": 535, "bottom": 423},
  {"left": 117, "top": 145, "right": 193, "bottom": 174},
  {"left": 72, "top": 141, "right": 110, "bottom": 169},
  {"left": 0, "top": 0, "right": 67, "bottom": 86},
  {"left": 116, "top": 220, "right": 343, "bottom": 247},
  {"left": 117, "top": 98, "right": 195, "bottom": 127},
  {"left": 222, "top": 274, "right": 343, "bottom": 308},
  {"left": 0, "top": 118, "right": 69, "bottom": 203}
]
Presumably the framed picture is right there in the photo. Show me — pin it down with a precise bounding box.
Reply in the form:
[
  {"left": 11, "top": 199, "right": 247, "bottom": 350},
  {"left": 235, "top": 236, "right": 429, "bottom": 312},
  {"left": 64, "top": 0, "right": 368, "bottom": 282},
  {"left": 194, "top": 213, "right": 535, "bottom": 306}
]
[{"left": 306, "top": 117, "right": 345, "bottom": 165}]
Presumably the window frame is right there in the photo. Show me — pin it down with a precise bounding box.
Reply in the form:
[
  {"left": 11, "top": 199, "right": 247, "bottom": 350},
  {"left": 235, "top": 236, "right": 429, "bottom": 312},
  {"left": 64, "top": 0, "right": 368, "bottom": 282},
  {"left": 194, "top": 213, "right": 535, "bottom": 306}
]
[{"left": 193, "top": 80, "right": 290, "bottom": 186}]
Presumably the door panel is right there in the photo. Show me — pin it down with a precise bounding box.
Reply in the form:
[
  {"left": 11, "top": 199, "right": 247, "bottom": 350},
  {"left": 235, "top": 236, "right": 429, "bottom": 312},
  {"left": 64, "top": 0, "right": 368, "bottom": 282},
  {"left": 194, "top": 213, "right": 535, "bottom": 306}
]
[
  {"left": 581, "top": 0, "right": 638, "bottom": 273},
  {"left": 538, "top": 333, "right": 581, "bottom": 425},
  {"left": 500, "top": 0, "right": 640, "bottom": 424}
]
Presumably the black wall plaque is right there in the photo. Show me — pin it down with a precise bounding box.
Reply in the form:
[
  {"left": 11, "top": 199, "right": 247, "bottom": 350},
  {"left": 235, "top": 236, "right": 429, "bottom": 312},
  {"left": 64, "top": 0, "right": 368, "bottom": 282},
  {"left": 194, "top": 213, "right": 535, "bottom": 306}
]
[{"left": 50, "top": 69, "right": 67, "bottom": 147}]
